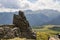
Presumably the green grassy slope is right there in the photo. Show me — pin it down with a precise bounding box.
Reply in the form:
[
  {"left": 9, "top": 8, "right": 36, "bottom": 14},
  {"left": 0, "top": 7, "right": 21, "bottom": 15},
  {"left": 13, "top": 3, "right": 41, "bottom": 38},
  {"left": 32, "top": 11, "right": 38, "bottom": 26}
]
[
  {"left": 32, "top": 25, "right": 60, "bottom": 40},
  {"left": 32, "top": 25, "right": 60, "bottom": 32}
]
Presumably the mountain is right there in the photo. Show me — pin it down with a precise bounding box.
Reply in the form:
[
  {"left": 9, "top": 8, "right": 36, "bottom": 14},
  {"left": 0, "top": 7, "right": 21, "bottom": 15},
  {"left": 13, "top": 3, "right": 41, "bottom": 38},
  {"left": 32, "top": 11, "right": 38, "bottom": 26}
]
[
  {"left": 25, "top": 13, "right": 49, "bottom": 26},
  {"left": 44, "top": 16, "right": 60, "bottom": 25},
  {"left": 0, "top": 12, "right": 13, "bottom": 25},
  {"left": 24, "top": 9, "right": 60, "bottom": 26},
  {"left": 0, "top": 9, "right": 60, "bottom": 26},
  {"left": 0, "top": 12, "right": 18, "bottom": 25},
  {"left": 36, "top": 9, "right": 60, "bottom": 19}
]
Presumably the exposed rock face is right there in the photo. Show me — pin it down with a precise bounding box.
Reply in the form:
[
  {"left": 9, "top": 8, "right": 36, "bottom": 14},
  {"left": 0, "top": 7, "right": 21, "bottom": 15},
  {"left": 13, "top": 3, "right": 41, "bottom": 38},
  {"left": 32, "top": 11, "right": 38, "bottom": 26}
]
[{"left": 13, "top": 11, "right": 36, "bottom": 39}]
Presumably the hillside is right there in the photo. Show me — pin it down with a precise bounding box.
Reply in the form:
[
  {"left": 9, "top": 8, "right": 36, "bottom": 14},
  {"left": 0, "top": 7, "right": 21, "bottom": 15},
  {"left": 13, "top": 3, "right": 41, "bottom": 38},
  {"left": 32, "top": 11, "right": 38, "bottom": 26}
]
[
  {"left": 33, "top": 25, "right": 60, "bottom": 32},
  {"left": 33, "top": 25, "right": 60, "bottom": 40},
  {"left": 44, "top": 16, "right": 60, "bottom": 25}
]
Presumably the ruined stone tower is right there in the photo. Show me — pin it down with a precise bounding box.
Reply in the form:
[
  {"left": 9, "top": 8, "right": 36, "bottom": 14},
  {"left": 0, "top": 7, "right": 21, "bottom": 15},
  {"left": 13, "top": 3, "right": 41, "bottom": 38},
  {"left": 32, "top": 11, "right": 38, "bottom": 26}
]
[{"left": 13, "top": 11, "right": 36, "bottom": 39}]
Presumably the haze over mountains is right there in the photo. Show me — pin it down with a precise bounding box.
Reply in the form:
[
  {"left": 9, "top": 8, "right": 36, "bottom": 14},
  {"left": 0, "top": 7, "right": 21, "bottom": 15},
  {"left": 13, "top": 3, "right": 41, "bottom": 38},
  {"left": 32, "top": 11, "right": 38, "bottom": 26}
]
[
  {"left": 0, "top": 12, "right": 18, "bottom": 25},
  {"left": 0, "top": 12, "right": 13, "bottom": 25},
  {"left": 0, "top": 9, "right": 60, "bottom": 26},
  {"left": 24, "top": 9, "right": 60, "bottom": 26},
  {"left": 45, "top": 16, "right": 60, "bottom": 25}
]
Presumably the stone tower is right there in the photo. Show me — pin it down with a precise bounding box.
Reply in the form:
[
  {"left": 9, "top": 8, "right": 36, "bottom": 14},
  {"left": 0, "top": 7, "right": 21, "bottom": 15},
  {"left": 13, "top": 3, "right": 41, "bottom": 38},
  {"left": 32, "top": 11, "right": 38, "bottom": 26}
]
[{"left": 13, "top": 11, "right": 36, "bottom": 39}]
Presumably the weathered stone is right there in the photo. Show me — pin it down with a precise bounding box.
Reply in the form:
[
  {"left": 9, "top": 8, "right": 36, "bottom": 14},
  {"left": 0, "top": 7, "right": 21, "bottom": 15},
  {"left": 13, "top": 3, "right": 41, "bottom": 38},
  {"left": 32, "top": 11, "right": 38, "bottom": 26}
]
[
  {"left": 4, "top": 27, "right": 13, "bottom": 38},
  {"left": 13, "top": 11, "right": 36, "bottom": 39},
  {"left": 0, "top": 27, "right": 4, "bottom": 38},
  {"left": 12, "top": 27, "right": 20, "bottom": 37}
]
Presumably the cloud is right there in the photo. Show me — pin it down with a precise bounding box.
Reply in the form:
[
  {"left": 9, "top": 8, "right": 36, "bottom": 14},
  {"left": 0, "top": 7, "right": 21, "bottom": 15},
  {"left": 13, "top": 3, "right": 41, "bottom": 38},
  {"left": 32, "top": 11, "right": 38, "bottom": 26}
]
[
  {"left": 0, "top": 8, "right": 19, "bottom": 12},
  {"left": 54, "top": 0, "right": 60, "bottom": 2},
  {"left": 27, "top": 0, "right": 60, "bottom": 11},
  {"left": 0, "top": 4, "right": 2, "bottom": 6},
  {"left": 0, "top": 0, "right": 20, "bottom": 9},
  {"left": 0, "top": 0, "right": 60, "bottom": 12},
  {"left": 27, "top": 0, "right": 38, "bottom": 3}
]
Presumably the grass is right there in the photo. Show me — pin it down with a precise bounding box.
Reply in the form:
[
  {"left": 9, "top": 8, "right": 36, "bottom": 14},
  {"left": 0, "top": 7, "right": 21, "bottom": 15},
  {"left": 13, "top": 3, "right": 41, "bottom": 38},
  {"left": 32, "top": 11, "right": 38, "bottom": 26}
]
[
  {"left": 32, "top": 25, "right": 60, "bottom": 40},
  {"left": 0, "top": 37, "right": 35, "bottom": 40}
]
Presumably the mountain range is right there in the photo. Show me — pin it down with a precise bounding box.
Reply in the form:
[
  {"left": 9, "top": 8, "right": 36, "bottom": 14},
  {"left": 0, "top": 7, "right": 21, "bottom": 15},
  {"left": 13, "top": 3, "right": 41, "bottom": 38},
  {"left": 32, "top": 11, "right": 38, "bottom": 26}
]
[
  {"left": 0, "top": 9, "right": 60, "bottom": 26},
  {"left": 24, "top": 9, "right": 60, "bottom": 26}
]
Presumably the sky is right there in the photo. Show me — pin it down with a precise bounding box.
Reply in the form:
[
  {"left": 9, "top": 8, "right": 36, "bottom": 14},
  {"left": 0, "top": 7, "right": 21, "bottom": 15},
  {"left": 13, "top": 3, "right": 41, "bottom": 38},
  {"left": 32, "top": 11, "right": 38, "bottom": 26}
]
[{"left": 0, "top": 0, "right": 60, "bottom": 12}]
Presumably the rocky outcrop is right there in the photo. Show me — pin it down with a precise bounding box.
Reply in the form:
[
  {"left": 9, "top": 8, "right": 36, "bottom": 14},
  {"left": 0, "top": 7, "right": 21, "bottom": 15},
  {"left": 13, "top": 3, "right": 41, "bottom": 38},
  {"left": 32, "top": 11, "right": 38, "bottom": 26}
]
[
  {"left": 13, "top": 11, "right": 36, "bottom": 39},
  {"left": 0, "top": 11, "right": 36, "bottom": 39}
]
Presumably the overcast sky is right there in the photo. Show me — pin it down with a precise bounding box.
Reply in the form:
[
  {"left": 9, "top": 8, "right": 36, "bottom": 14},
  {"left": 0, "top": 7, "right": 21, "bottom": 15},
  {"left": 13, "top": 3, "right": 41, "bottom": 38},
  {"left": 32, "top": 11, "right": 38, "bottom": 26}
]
[{"left": 0, "top": 0, "right": 60, "bottom": 12}]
